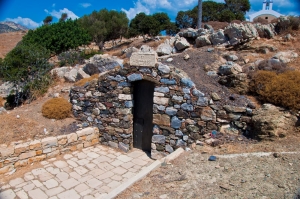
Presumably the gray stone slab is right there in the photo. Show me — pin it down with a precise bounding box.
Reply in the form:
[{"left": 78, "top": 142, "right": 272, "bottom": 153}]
[
  {"left": 130, "top": 52, "right": 157, "bottom": 67},
  {"left": 60, "top": 178, "right": 80, "bottom": 189},
  {"left": 9, "top": 177, "right": 24, "bottom": 187},
  {"left": 45, "top": 187, "right": 64, "bottom": 197}
]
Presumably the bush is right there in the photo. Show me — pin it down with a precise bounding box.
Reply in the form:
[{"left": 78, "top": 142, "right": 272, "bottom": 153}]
[
  {"left": 58, "top": 50, "right": 100, "bottom": 67},
  {"left": 22, "top": 19, "right": 92, "bottom": 55},
  {"left": 42, "top": 98, "right": 72, "bottom": 119},
  {"left": 0, "top": 43, "right": 54, "bottom": 103},
  {"left": 250, "top": 70, "right": 300, "bottom": 110},
  {"left": 276, "top": 16, "right": 300, "bottom": 33}
]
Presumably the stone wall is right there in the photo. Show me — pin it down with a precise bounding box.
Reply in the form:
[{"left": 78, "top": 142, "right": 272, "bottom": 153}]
[
  {"left": 0, "top": 127, "right": 99, "bottom": 175},
  {"left": 70, "top": 52, "right": 253, "bottom": 159}
]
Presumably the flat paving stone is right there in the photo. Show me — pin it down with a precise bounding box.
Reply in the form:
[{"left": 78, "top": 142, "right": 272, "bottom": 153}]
[
  {"left": 74, "top": 166, "right": 88, "bottom": 175},
  {"left": 86, "top": 178, "right": 103, "bottom": 188},
  {"left": 53, "top": 161, "right": 68, "bottom": 169},
  {"left": 56, "top": 172, "right": 69, "bottom": 182},
  {"left": 0, "top": 189, "right": 16, "bottom": 199},
  {"left": 28, "top": 188, "right": 48, "bottom": 199},
  {"left": 43, "top": 179, "right": 58, "bottom": 189},
  {"left": 45, "top": 187, "right": 64, "bottom": 197},
  {"left": 117, "top": 155, "right": 133, "bottom": 163},
  {"left": 9, "top": 178, "right": 24, "bottom": 187},
  {"left": 16, "top": 190, "right": 28, "bottom": 199},
  {"left": 57, "top": 189, "right": 80, "bottom": 199},
  {"left": 60, "top": 178, "right": 79, "bottom": 189},
  {"left": 0, "top": 146, "right": 154, "bottom": 199}
]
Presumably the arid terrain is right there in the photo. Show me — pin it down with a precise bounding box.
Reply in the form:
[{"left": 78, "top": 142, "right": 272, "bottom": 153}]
[{"left": 0, "top": 27, "right": 300, "bottom": 198}]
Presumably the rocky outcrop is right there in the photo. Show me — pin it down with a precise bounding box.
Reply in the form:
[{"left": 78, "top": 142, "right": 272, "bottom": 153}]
[
  {"left": 251, "top": 104, "right": 297, "bottom": 140},
  {"left": 0, "top": 82, "right": 15, "bottom": 98},
  {"left": 83, "top": 54, "right": 124, "bottom": 75},
  {"left": 51, "top": 66, "right": 90, "bottom": 82}
]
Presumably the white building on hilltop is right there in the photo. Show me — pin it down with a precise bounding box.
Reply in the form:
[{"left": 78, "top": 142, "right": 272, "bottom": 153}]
[{"left": 248, "top": 0, "right": 284, "bottom": 22}]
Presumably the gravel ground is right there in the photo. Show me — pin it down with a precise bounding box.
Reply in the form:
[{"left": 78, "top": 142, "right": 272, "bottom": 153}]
[{"left": 117, "top": 148, "right": 300, "bottom": 199}]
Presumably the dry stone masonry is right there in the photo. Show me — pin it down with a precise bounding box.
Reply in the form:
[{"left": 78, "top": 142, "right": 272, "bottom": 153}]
[
  {"left": 70, "top": 50, "right": 254, "bottom": 159},
  {"left": 0, "top": 127, "right": 99, "bottom": 175}
]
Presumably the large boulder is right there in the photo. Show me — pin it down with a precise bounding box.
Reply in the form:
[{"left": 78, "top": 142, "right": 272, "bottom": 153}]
[
  {"left": 218, "top": 63, "right": 243, "bottom": 75},
  {"left": 179, "top": 28, "right": 198, "bottom": 38},
  {"left": 224, "top": 23, "right": 258, "bottom": 45},
  {"left": 251, "top": 104, "right": 298, "bottom": 140},
  {"left": 254, "top": 23, "right": 276, "bottom": 39},
  {"left": 196, "top": 35, "right": 211, "bottom": 47},
  {"left": 271, "top": 51, "right": 298, "bottom": 64},
  {"left": 0, "top": 82, "right": 15, "bottom": 98},
  {"left": 175, "top": 37, "right": 190, "bottom": 51},
  {"left": 51, "top": 66, "right": 71, "bottom": 78},
  {"left": 156, "top": 43, "right": 173, "bottom": 56},
  {"left": 123, "top": 47, "right": 138, "bottom": 58},
  {"left": 83, "top": 54, "right": 123, "bottom": 75},
  {"left": 211, "top": 30, "right": 227, "bottom": 45}
]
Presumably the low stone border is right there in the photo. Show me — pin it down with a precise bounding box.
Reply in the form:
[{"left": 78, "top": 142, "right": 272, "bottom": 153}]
[
  {"left": 0, "top": 127, "right": 99, "bottom": 175},
  {"left": 102, "top": 148, "right": 185, "bottom": 199}
]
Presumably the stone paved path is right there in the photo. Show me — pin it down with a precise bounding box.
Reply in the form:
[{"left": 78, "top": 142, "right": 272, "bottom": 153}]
[{"left": 0, "top": 145, "right": 154, "bottom": 199}]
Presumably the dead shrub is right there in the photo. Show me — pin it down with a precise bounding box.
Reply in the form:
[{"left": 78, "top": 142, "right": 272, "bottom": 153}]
[
  {"left": 250, "top": 70, "right": 300, "bottom": 110},
  {"left": 0, "top": 97, "right": 5, "bottom": 107},
  {"left": 74, "top": 74, "right": 99, "bottom": 87},
  {"left": 42, "top": 98, "right": 72, "bottom": 119}
]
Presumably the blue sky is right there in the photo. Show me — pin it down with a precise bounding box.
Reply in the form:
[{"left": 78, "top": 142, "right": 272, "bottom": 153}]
[{"left": 0, "top": 0, "right": 299, "bottom": 29}]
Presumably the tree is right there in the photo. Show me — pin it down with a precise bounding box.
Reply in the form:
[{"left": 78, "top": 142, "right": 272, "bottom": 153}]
[
  {"left": 200, "top": 1, "right": 226, "bottom": 22},
  {"left": 128, "top": 12, "right": 172, "bottom": 39},
  {"left": 197, "top": 0, "right": 203, "bottom": 29},
  {"left": 59, "top": 13, "right": 68, "bottom": 22},
  {"left": 78, "top": 9, "right": 129, "bottom": 49},
  {"left": 175, "top": 10, "right": 196, "bottom": 29},
  {"left": 43, "top": 16, "right": 53, "bottom": 25},
  {"left": 224, "top": 0, "right": 250, "bottom": 21}
]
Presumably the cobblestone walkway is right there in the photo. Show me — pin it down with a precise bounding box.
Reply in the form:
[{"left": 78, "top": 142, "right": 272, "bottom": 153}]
[{"left": 0, "top": 145, "right": 154, "bottom": 199}]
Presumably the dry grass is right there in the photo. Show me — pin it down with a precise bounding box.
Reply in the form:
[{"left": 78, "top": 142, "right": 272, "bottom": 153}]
[
  {"left": 0, "top": 97, "right": 5, "bottom": 107},
  {"left": 250, "top": 70, "right": 300, "bottom": 110},
  {"left": 42, "top": 98, "right": 72, "bottom": 119},
  {"left": 74, "top": 74, "right": 99, "bottom": 87}
]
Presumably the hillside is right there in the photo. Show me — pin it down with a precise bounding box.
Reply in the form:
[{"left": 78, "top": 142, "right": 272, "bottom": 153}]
[
  {"left": 0, "top": 21, "right": 28, "bottom": 33},
  {"left": 0, "top": 31, "right": 26, "bottom": 58}
]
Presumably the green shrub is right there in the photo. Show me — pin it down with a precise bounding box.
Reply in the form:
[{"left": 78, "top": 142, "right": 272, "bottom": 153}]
[
  {"left": 22, "top": 19, "right": 92, "bottom": 55},
  {"left": 0, "top": 43, "right": 53, "bottom": 103},
  {"left": 42, "top": 98, "right": 72, "bottom": 119},
  {"left": 250, "top": 70, "right": 300, "bottom": 110},
  {"left": 58, "top": 50, "right": 100, "bottom": 67}
]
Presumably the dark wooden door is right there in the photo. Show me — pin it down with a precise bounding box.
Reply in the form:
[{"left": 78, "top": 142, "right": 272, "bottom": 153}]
[{"left": 133, "top": 80, "right": 154, "bottom": 152}]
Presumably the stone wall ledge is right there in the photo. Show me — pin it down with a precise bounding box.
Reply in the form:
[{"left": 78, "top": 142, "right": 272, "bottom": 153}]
[{"left": 0, "top": 127, "right": 99, "bottom": 175}]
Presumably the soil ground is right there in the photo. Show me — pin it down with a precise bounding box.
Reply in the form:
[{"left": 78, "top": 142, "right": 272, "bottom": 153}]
[
  {"left": 117, "top": 136, "right": 300, "bottom": 199},
  {"left": 0, "top": 31, "right": 26, "bottom": 58}
]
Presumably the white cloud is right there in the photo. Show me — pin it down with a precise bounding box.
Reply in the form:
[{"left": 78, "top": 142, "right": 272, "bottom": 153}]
[
  {"left": 45, "top": 8, "right": 79, "bottom": 20},
  {"left": 5, "top": 17, "right": 41, "bottom": 29},
  {"left": 80, "top": 3, "right": 92, "bottom": 8},
  {"left": 121, "top": 1, "right": 150, "bottom": 20},
  {"left": 52, "top": 3, "right": 56, "bottom": 7}
]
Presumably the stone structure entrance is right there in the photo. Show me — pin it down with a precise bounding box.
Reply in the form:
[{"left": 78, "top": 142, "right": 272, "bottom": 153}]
[
  {"left": 70, "top": 50, "right": 251, "bottom": 159},
  {"left": 133, "top": 80, "right": 154, "bottom": 152}
]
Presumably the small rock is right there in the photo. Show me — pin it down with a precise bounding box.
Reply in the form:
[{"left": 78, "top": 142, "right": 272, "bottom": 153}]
[
  {"left": 16, "top": 115, "right": 20, "bottom": 119},
  {"left": 166, "top": 58, "right": 173, "bottom": 62},
  {"left": 208, "top": 156, "right": 217, "bottom": 161},
  {"left": 184, "top": 54, "right": 190, "bottom": 60},
  {"left": 273, "top": 152, "right": 281, "bottom": 158}
]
